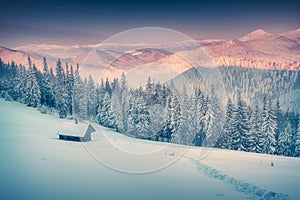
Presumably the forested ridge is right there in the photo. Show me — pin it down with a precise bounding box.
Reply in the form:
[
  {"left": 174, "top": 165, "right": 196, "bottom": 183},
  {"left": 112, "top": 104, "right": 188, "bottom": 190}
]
[{"left": 0, "top": 57, "right": 299, "bottom": 157}]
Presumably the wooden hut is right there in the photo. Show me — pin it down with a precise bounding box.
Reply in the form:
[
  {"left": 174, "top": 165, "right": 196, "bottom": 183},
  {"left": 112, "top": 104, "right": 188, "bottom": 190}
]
[{"left": 58, "top": 123, "right": 96, "bottom": 142}]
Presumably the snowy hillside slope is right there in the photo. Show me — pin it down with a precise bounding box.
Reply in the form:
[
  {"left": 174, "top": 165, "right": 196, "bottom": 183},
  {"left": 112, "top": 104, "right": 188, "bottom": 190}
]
[{"left": 0, "top": 99, "right": 299, "bottom": 200}]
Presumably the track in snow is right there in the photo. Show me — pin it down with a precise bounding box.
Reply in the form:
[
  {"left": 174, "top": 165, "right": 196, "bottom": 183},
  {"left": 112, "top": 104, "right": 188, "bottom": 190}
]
[{"left": 185, "top": 157, "right": 289, "bottom": 200}]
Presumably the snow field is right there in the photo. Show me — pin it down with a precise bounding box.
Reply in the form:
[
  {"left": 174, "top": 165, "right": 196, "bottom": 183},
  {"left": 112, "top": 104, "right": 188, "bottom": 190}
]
[{"left": 0, "top": 99, "right": 299, "bottom": 200}]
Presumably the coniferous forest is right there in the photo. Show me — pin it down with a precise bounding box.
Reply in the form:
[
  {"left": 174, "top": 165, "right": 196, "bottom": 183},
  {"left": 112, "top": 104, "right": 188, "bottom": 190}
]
[{"left": 0, "top": 57, "right": 300, "bottom": 157}]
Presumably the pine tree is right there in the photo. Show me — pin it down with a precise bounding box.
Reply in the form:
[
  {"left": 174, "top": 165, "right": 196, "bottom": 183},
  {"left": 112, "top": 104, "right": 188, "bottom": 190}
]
[
  {"left": 78, "top": 78, "right": 88, "bottom": 119},
  {"left": 24, "top": 56, "right": 41, "bottom": 107},
  {"left": 175, "top": 86, "right": 192, "bottom": 144},
  {"left": 65, "top": 63, "right": 75, "bottom": 115},
  {"left": 153, "top": 82, "right": 162, "bottom": 105},
  {"left": 274, "top": 100, "right": 284, "bottom": 147},
  {"left": 55, "top": 59, "right": 68, "bottom": 118},
  {"left": 160, "top": 93, "right": 181, "bottom": 142},
  {"left": 87, "top": 75, "right": 96, "bottom": 119},
  {"left": 97, "top": 79, "right": 106, "bottom": 109},
  {"left": 105, "top": 78, "right": 112, "bottom": 96},
  {"left": 32, "top": 62, "right": 43, "bottom": 91},
  {"left": 12, "top": 65, "right": 27, "bottom": 102},
  {"left": 295, "top": 118, "right": 300, "bottom": 157},
  {"left": 49, "top": 68, "right": 56, "bottom": 107},
  {"left": 261, "top": 98, "right": 277, "bottom": 154},
  {"left": 161, "top": 84, "right": 170, "bottom": 106},
  {"left": 145, "top": 76, "right": 154, "bottom": 105},
  {"left": 217, "top": 98, "right": 235, "bottom": 149},
  {"left": 236, "top": 98, "right": 253, "bottom": 152},
  {"left": 110, "top": 82, "right": 121, "bottom": 130},
  {"left": 41, "top": 57, "right": 55, "bottom": 107},
  {"left": 192, "top": 88, "right": 207, "bottom": 146},
  {"left": 110, "top": 77, "right": 131, "bottom": 131},
  {"left": 127, "top": 90, "right": 151, "bottom": 137},
  {"left": 250, "top": 104, "right": 264, "bottom": 153},
  {"left": 69, "top": 67, "right": 87, "bottom": 120},
  {"left": 202, "top": 87, "right": 222, "bottom": 147},
  {"left": 111, "top": 78, "right": 119, "bottom": 92},
  {"left": 230, "top": 102, "right": 241, "bottom": 150},
  {"left": 277, "top": 122, "right": 293, "bottom": 156},
  {"left": 97, "top": 92, "right": 113, "bottom": 127}
]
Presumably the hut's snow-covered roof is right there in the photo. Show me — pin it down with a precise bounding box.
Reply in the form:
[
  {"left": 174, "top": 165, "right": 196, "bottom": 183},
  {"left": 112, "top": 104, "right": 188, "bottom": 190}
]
[{"left": 58, "top": 122, "right": 95, "bottom": 137}]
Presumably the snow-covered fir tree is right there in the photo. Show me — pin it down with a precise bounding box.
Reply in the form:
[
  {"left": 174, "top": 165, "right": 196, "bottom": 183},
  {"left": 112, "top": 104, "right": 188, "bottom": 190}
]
[
  {"left": 261, "top": 98, "right": 277, "bottom": 154},
  {"left": 71, "top": 70, "right": 87, "bottom": 119},
  {"left": 160, "top": 93, "right": 181, "bottom": 142},
  {"left": 110, "top": 81, "right": 121, "bottom": 130},
  {"left": 96, "top": 79, "right": 106, "bottom": 110},
  {"left": 202, "top": 86, "right": 222, "bottom": 147},
  {"left": 117, "top": 73, "right": 129, "bottom": 132},
  {"left": 192, "top": 88, "right": 207, "bottom": 146},
  {"left": 145, "top": 76, "right": 155, "bottom": 105},
  {"left": 65, "top": 63, "right": 75, "bottom": 115},
  {"left": 274, "top": 100, "right": 283, "bottom": 142},
  {"left": 249, "top": 103, "right": 264, "bottom": 153},
  {"left": 41, "top": 57, "right": 55, "bottom": 107},
  {"left": 244, "top": 105, "right": 257, "bottom": 152},
  {"left": 127, "top": 89, "right": 151, "bottom": 137},
  {"left": 97, "top": 92, "right": 114, "bottom": 127},
  {"left": 24, "top": 56, "right": 41, "bottom": 107},
  {"left": 277, "top": 122, "right": 293, "bottom": 156},
  {"left": 217, "top": 98, "right": 235, "bottom": 149},
  {"left": 229, "top": 102, "right": 242, "bottom": 150},
  {"left": 54, "top": 59, "right": 68, "bottom": 118},
  {"left": 105, "top": 78, "right": 112, "bottom": 96},
  {"left": 295, "top": 118, "right": 300, "bottom": 157},
  {"left": 12, "top": 65, "right": 27, "bottom": 103},
  {"left": 236, "top": 97, "right": 253, "bottom": 152},
  {"left": 78, "top": 77, "right": 88, "bottom": 118},
  {"left": 87, "top": 75, "right": 96, "bottom": 119},
  {"left": 175, "top": 86, "right": 193, "bottom": 144}
]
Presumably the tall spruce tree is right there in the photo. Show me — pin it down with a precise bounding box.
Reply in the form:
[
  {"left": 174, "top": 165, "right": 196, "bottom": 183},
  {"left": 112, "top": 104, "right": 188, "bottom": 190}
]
[
  {"left": 236, "top": 98, "right": 254, "bottom": 152},
  {"left": 192, "top": 88, "right": 207, "bottom": 146},
  {"left": 250, "top": 104, "right": 264, "bottom": 153},
  {"left": 261, "top": 98, "right": 277, "bottom": 154},
  {"left": 217, "top": 98, "right": 235, "bottom": 149},
  {"left": 175, "top": 86, "right": 193, "bottom": 144},
  {"left": 55, "top": 59, "right": 68, "bottom": 118},
  {"left": 41, "top": 57, "right": 55, "bottom": 107},
  {"left": 295, "top": 118, "right": 300, "bottom": 157},
  {"left": 12, "top": 65, "right": 27, "bottom": 102},
  {"left": 161, "top": 94, "right": 181, "bottom": 142},
  {"left": 97, "top": 92, "right": 114, "bottom": 127},
  {"left": 87, "top": 75, "right": 96, "bottom": 119},
  {"left": 65, "top": 63, "right": 75, "bottom": 115},
  {"left": 119, "top": 73, "right": 129, "bottom": 132},
  {"left": 78, "top": 78, "right": 88, "bottom": 118},
  {"left": 202, "top": 87, "right": 222, "bottom": 147},
  {"left": 127, "top": 90, "right": 151, "bottom": 137},
  {"left": 24, "top": 56, "right": 41, "bottom": 107},
  {"left": 275, "top": 100, "right": 283, "bottom": 142},
  {"left": 277, "top": 122, "right": 293, "bottom": 156},
  {"left": 230, "top": 101, "right": 241, "bottom": 150}
]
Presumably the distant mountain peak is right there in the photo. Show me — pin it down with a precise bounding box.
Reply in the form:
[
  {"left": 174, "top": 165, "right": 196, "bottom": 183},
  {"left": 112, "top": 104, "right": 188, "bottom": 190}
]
[
  {"left": 252, "top": 29, "right": 268, "bottom": 34},
  {"left": 240, "top": 29, "right": 272, "bottom": 41}
]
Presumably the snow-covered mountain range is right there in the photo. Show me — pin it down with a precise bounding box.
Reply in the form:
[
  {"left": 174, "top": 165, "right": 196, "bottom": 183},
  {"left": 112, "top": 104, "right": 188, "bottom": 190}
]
[
  {"left": 1, "top": 28, "right": 299, "bottom": 79},
  {"left": 0, "top": 46, "right": 71, "bottom": 70},
  {"left": 205, "top": 28, "right": 300, "bottom": 70}
]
